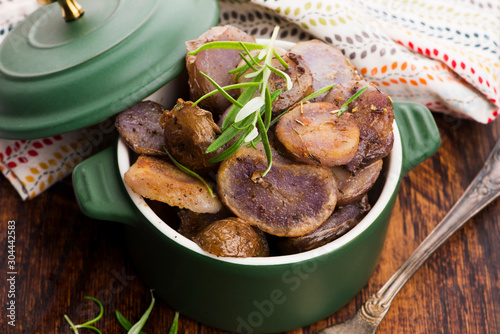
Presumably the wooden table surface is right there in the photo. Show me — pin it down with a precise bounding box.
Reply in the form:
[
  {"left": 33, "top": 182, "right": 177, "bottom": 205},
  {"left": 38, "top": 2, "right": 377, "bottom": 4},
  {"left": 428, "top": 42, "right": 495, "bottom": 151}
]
[{"left": 1, "top": 113, "right": 499, "bottom": 334}]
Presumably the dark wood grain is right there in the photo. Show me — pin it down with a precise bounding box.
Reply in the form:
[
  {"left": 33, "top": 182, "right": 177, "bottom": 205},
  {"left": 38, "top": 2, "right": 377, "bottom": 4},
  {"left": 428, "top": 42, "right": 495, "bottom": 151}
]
[{"left": 1, "top": 113, "right": 499, "bottom": 334}]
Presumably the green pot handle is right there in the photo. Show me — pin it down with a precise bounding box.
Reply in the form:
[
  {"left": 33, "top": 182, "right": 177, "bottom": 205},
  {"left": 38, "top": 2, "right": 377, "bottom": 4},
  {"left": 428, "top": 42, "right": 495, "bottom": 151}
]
[
  {"left": 72, "top": 141, "right": 141, "bottom": 226},
  {"left": 394, "top": 101, "right": 441, "bottom": 176}
]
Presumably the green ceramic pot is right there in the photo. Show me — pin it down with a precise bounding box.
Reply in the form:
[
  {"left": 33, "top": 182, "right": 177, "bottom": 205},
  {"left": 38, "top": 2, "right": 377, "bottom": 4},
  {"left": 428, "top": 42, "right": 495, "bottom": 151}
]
[{"left": 73, "top": 98, "right": 440, "bottom": 333}]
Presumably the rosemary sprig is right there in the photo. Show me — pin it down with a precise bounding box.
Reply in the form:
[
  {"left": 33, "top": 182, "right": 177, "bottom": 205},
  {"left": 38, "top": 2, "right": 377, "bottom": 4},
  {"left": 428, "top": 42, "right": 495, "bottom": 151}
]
[
  {"left": 127, "top": 290, "right": 155, "bottom": 334},
  {"left": 188, "top": 28, "right": 362, "bottom": 177},
  {"left": 187, "top": 41, "right": 266, "bottom": 54},
  {"left": 168, "top": 312, "right": 180, "bottom": 334},
  {"left": 336, "top": 86, "right": 368, "bottom": 117},
  {"left": 163, "top": 148, "right": 215, "bottom": 197},
  {"left": 115, "top": 291, "right": 180, "bottom": 334},
  {"left": 64, "top": 297, "right": 104, "bottom": 334},
  {"left": 189, "top": 26, "right": 290, "bottom": 177},
  {"left": 116, "top": 310, "right": 147, "bottom": 334}
]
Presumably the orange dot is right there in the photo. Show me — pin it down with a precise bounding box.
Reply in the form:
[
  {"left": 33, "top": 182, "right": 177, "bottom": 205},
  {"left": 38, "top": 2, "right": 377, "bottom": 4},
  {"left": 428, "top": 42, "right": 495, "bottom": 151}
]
[
  {"left": 410, "top": 80, "right": 418, "bottom": 86},
  {"left": 39, "top": 182, "right": 46, "bottom": 192},
  {"left": 399, "top": 78, "right": 407, "bottom": 83},
  {"left": 361, "top": 67, "right": 368, "bottom": 75},
  {"left": 49, "top": 159, "right": 57, "bottom": 166},
  {"left": 427, "top": 74, "right": 434, "bottom": 80},
  {"left": 419, "top": 78, "right": 427, "bottom": 85},
  {"left": 61, "top": 145, "right": 69, "bottom": 153},
  {"left": 39, "top": 162, "right": 49, "bottom": 170},
  {"left": 54, "top": 152, "right": 63, "bottom": 160},
  {"left": 48, "top": 174, "right": 54, "bottom": 184},
  {"left": 371, "top": 67, "right": 378, "bottom": 76},
  {"left": 381, "top": 65, "right": 388, "bottom": 73},
  {"left": 26, "top": 175, "right": 35, "bottom": 183},
  {"left": 30, "top": 167, "right": 40, "bottom": 175},
  {"left": 382, "top": 81, "right": 390, "bottom": 86},
  {"left": 390, "top": 79, "right": 398, "bottom": 84},
  {"left": 70, "top": 142, "right": 78, "bottom": 150},
  {"left": 401, "top": 62, "right": 407, "bottom": 70},
  {"left": 411, "top": 64, "right": 417, "bottom": 71},
  {"left": 391, "top": 62, "right": 398, "bottom": 70}
]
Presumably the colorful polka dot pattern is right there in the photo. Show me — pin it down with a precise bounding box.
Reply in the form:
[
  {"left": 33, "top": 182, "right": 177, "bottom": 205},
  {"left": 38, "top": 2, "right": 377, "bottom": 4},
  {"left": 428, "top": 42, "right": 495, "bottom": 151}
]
[
  {"left": 0, "top": 133, "right": 94, "bottom": 200},
  {"left": 219, "top": 0, "right": 500, "bottom": 123}
]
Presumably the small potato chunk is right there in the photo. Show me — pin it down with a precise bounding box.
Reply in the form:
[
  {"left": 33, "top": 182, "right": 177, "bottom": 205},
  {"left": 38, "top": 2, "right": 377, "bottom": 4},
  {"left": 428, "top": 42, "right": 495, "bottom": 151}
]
[
  {"left": 275, "top": 101, "right": 360, "bottom": 166},
  {"left": 323, "top": 80, "right": 394, "bottom": 170},
  {"left": 331, "top": 159, "right": 383, "bottom": 206},
  {"left": 217, "top": 145, "right": 337, "bottom": 237},
  {"left": 278, "top": 196, "right": 370, "bottom": 254},
  {"left": 115, "top": 101, "right": 166, "bottom": 156},
  {"left": 290, "top": 39, "right": 361, "bottom": 100},
  {"left": 193, "top": 217, "right": 270, "bottom": 257},
  {"left": 124, "top": 155, "right": 222, "bottom": 214},
  {"left": 160, "top": 99, "right": 221, "bottom": 174},
  {"left": 186, "top": 25, "right": 256, "bottom": 114},
  {"left": 177, "top": 208, "right": 232, "bottom": 240}
]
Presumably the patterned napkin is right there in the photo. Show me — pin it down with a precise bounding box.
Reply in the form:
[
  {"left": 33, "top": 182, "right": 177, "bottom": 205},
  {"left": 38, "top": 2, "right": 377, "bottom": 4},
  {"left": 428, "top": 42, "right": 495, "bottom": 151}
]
[{"left": 1, "top": 0, "right": 499, "bottom": 200}]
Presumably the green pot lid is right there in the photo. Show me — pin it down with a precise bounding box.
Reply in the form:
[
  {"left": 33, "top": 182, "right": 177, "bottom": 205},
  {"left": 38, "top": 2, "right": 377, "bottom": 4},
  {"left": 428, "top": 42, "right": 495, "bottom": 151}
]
[{"left": 0, "top": 0, "right": 219, "bottom": 139}]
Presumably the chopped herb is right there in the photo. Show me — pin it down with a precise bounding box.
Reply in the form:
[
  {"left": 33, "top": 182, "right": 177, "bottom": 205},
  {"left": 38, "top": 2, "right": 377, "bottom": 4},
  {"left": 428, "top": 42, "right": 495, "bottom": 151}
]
[
  {"left": 308, "top": 153, "right": 321, "bottom": 164},
  {"left": 164, "top": 148, "right": 215, "bottom": 197},
  {"left": 127, "top": 290, "right": 155, "bottom": 334},
  {"left": 337, "top": 86, "right": 368, "bottom": 117},
  {"left": 64, "top": 297, "right": 104, "bottom": 334}
]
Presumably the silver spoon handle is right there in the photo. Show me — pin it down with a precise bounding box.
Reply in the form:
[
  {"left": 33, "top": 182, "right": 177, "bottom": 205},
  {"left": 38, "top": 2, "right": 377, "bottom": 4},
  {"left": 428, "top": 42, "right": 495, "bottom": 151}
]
[{"left": 360, "top": 139, "right": 500, "bottom": 324}]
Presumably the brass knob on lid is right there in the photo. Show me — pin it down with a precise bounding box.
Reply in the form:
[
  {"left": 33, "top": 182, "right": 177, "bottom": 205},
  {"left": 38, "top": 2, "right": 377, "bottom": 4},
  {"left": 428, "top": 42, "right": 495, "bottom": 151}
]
[{"left": 38, "top": 0, "right": 84, "bottom": 22}]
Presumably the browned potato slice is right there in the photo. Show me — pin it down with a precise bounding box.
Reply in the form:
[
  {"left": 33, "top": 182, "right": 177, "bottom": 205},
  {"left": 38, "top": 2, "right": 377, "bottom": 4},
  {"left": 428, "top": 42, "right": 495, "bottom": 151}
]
[
  {"left": 290, "top": 39, "right": 362, "bottom": 100},
  {"left": 124, "top": 155, "right": 222, "bottom": 213},
  {"left": 186, "top": 25, "right": 256, "bottom": 114},
  {"left": 193, "top": 217, "right": 270, "bottom": 257},
  {"left": 177, "top": 208, "right": 232, "bottom": 240},
  {"left": 331, "top": 159, "right": 383, "bottom": 206},
  {"left": 323, "top": 80, "right": 394, "bottom": 171},
  {"left": 235, "top": 50, "right": 314, "bottom": 113},
  {"left": 115, "top": 101, "right": 166, "bottom": 156},
  {"left": 159, "top": 99, "right": 221, "bottom": 174},
  {"left": 217, "top": 145, "right": 337, "bottom": 237},
  {"left": 275, "top": 101, "right": 360, "bottom": 166},
  {"left": 278, "top": 196, "right": 370, "bottom": 254}
]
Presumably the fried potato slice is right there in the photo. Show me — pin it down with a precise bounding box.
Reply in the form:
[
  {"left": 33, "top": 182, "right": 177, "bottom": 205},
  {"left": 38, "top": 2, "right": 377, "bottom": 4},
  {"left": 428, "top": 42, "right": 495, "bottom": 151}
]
[
  {"left": 275, "top": 101, "right": 360, "bottom": 167},
  {"left": 115, "top": 100, "right": 166, "bottom": 156},
  {"left": 217, "top": 144, "right": 337, "bottom": 237},
  {"left": 331, "top": 159, "right": 383, "bottom": 206},
  {"left": 278, "top": 196, "right": 370, "bottom": 254},
  {"left": 124, "top": 155, "right": 222, "bottom": 213},
  {"left": 290, "top": 39, "right": 362, "bottom": 100}
]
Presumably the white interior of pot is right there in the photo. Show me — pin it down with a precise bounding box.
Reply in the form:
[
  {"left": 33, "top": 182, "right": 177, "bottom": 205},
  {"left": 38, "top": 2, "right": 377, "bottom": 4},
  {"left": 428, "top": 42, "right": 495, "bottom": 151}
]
[{"left": 117, "top": 39, "right": 404, "bottom": 266}]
